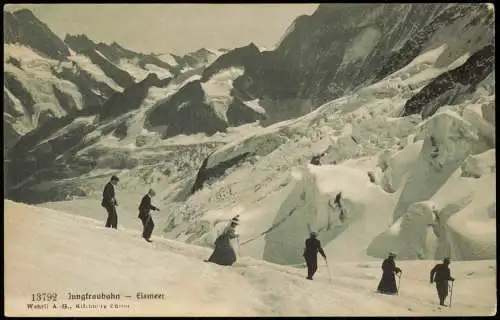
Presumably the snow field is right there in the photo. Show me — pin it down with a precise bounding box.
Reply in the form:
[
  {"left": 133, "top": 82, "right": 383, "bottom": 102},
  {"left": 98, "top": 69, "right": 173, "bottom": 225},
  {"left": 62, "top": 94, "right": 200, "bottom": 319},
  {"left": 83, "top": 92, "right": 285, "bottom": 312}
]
[{"left": 4, "top": 200, "right": 496, "bottom": 316}]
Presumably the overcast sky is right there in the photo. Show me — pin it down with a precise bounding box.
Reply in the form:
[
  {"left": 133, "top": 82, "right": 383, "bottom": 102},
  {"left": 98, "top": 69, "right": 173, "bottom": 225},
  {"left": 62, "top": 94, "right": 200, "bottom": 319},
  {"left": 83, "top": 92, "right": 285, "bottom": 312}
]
[{"left": 4, "top": 4, "right": 318, "bottom": 55}]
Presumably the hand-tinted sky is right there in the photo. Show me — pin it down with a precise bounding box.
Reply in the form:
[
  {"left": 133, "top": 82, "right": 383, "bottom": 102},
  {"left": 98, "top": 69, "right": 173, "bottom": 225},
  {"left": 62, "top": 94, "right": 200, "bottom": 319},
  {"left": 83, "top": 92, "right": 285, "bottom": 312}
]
[{"left": 4, "top": 4, "right": 318, "bottom": 55}]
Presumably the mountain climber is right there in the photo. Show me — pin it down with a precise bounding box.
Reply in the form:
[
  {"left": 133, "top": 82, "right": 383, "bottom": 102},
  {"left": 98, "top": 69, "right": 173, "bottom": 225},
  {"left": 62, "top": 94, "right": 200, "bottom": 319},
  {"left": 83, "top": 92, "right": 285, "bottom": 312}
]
[
  {"left": 206, "top": 215, "right": 240, "bottom": 266},
  {"left": 310, "top": 151, "right": 327, "bottom": 165},
  {"left": 377, "top": 252, "right": 402, "bottom": 294},
  {"left": 138, "top": 189, "right": 160, "bottom": 243},
  {"left": 303, "top": 232, "right": 327, "bottom": 280},
  {"left": 331, "top": 192, "right": 346, "bottom": 223},
  {"left": 430, "top": 257, "right": 455, "bottom": 306},
  {"left": 101, "top": 175, "right": 119, "bottom": 229}
]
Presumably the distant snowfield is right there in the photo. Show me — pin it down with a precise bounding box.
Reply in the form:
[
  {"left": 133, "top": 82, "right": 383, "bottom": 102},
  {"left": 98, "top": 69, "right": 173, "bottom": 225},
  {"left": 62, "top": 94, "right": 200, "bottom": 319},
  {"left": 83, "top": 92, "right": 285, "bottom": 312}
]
[
  {"left": 4, "top": 44, "right": 84, "bottom": 120},
  {"left": 67, "top": 54, "right": 123, "bottom": 92},
  {"left": 117, "top": 58, "right": 150, "bottom": 81},
  {"left": 157, "top": 53, "right": 179, "bottom": 67},
  {"left": 4, "top": 200, "right": 496, "bottom": 316},
  {"left": 201, "top": 67, "right": 245, "bottom": 121}
]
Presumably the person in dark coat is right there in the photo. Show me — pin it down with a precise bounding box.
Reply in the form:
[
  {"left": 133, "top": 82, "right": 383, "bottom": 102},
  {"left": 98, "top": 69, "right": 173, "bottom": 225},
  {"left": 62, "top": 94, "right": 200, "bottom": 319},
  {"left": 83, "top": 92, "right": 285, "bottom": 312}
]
[
  {"left": 334, "top": 192, "right": 346, "bottom": 222},
  {"left": 377, "top": 252, "right": 402, "bottom": 294},
  {"left": 206, "top": 216, "right": 240, "bottom": 266},
  {"left": 138, "top": 189, "right": 160, "bottom": 242},
  {"left": 430, "top": 257, "right": 455, "bottom": 306},
  {"left": 310, "top": 151, "right": 327, "bottom": 166},
  {"left": 101, "top": 175, "right": 119, "bottom": 229},
  {"left": 303, "top": 232, "right": 327, "bottom": 280}
]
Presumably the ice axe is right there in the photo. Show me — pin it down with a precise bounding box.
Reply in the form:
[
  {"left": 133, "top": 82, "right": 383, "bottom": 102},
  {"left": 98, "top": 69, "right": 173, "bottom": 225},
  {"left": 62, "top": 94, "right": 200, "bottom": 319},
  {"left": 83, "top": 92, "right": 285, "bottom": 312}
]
[{"left": 324, "top": 258, "right": 333, "bottom": 284}]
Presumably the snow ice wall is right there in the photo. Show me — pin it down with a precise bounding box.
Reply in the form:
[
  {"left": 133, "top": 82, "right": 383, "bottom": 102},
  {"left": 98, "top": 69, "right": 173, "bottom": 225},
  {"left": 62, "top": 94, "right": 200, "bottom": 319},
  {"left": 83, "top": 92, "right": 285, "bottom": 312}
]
[{"left": 262, "top": 163, "right": 396, "bottom": 264}]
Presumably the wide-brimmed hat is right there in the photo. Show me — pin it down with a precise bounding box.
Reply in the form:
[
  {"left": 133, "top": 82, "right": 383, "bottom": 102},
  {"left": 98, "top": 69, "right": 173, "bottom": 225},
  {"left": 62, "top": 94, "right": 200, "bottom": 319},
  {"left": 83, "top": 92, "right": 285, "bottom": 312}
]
[
  {"left": 388, "top": 251, "right": 397, "bottom": 257},
  {"left": 111, "top": 175, "right": 120, "bottom": 182}
]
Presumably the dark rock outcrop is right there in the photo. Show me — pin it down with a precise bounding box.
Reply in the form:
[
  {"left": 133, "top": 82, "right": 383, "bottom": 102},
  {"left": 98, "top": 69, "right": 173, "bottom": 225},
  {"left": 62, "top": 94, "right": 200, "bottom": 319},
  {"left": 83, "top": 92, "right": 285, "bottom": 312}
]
[
  {"left": 190, "top": 4, "right": 494, "bottom": 125},
  {"left": 191, "top": 152, "right": 252, "bottom": 194},
  {"left": 53, "top": 63, "right": 114, "bottom": 107},
  {"left": 402, "top": 45, "right": 495, "bottom": 118},
  {"left": 146, "top": 81, "right": 228, "bottom": 138},
  {"left": 52, "top": 84, "right": 80, "bottom": 114},
  {"left": 81, "top": 48, "right": 135, "bottom": 89},
  {"left": 98, "top": 73, "right": 170, "bottom": 121},
  {"left": 4, "top": 72, "right": 36, "bottom": 118},
  {"left": 226, "top": 98, "right": 266, "bottom": 126}
]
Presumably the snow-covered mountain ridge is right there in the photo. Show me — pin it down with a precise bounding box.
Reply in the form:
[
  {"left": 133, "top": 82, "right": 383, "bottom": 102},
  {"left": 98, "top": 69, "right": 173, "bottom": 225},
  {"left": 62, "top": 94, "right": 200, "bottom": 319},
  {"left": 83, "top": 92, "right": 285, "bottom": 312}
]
[{"left": 3, "top": 9, "right": 224, "bottom": 151}]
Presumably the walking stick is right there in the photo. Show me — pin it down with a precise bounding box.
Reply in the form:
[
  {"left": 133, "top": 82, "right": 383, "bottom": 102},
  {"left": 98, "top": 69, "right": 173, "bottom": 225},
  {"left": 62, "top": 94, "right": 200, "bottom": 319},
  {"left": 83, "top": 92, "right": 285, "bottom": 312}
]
[
  {"left": 325, "top": 259, "right": 333, "bottom": 284},
  {"left": 397, "top": 272, "right": 402, "bottom": 295},
  {"left": 449, "top": 281, "right": 454, "bottom": 307}
]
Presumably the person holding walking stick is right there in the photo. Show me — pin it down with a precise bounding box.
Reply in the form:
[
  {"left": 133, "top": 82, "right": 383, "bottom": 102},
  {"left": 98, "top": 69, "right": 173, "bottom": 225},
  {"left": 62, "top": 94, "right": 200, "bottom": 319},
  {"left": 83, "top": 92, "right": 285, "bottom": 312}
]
[
  {"left": 376, "top": 252, "right": 402, "bottom": 295},
  {"left": 206, "top": 216, "right": 240, "bottom": 266},
  {"left": 430, "top": 257, "right": 455, "bottom": 306}
]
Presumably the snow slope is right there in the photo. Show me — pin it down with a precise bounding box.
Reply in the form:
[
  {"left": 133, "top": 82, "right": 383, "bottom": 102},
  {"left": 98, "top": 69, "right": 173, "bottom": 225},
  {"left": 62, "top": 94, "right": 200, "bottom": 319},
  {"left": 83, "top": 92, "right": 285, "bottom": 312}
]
[{"left": 4, "top": 200, "right": 496, "bottom": 316}]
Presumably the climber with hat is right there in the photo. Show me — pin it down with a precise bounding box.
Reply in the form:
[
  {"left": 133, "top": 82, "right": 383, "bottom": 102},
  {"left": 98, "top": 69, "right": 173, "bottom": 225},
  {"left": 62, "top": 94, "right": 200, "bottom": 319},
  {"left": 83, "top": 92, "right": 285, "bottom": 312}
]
[
  {"left": 138, "top": 188, "right": 160, "bottom": 243},
  {"left": 101, "top": 175, "right": 120, "bottom": 229},
  {"left": 377, "top": 251, "right": 402, "bottom": 294},
  {"left": 303, "top": 231, "right": 327, "bottom": 280},
  {"left": 206, "top": 215, "right": 240, "bottom": 266}
]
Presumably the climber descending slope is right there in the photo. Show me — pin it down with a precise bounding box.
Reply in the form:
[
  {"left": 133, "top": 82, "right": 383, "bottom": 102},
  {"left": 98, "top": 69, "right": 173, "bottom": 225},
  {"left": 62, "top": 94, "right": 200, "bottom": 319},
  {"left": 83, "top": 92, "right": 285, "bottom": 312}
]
[{"left": 205, "top": 215, "right": 240, "bottom": 266}]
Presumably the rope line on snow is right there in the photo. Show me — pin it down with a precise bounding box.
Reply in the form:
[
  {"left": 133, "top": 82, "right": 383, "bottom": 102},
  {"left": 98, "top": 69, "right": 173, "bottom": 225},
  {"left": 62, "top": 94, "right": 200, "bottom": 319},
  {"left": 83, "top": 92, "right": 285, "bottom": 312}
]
[
  {"left": 240, "top": 193, "right": 347, "bottom": 246},
  {"left": 240, "top": 206, "right": 299, "bottom": 246}
]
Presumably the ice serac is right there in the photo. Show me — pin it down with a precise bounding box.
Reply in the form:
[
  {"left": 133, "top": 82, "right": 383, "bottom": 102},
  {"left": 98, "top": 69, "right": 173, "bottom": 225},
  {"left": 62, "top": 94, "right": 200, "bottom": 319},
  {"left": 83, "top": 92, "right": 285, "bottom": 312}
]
[
  {"left": 392, "top": 110, "right": 483, "bottom": 222},
  {"left": 262, "top": 164, "right": 396, "bottom": 264},
  {"left": 367, "top": 201, "right": 440, "bottom": 260},
  {"left": 446, "top": 164, "right": 495, "bottom": 260},
  {"left": 368, "top": 149, "right": 495, "bottom": 261},
  {"left": 4, "top": 9, "right": 70, "bottom": 60}
]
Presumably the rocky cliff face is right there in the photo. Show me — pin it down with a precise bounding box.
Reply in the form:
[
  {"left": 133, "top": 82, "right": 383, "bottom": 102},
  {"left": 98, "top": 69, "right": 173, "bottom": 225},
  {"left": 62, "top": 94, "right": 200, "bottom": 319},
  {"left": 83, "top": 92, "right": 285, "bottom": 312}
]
[
  {"left": 402, "top": 44, "right": 495, "bottom": 118},
  {"left": 179, "top": 3, "right": 494, "bottom": 124},
  {"left": 4, "top": 9, "right": 70, "bottom": 60}
]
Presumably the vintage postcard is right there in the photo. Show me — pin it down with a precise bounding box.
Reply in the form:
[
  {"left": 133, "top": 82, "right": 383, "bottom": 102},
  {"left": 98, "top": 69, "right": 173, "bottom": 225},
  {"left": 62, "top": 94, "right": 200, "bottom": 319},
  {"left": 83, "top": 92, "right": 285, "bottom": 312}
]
[{"left": 3, "top": 3, "right": 496, "bottom": 317}]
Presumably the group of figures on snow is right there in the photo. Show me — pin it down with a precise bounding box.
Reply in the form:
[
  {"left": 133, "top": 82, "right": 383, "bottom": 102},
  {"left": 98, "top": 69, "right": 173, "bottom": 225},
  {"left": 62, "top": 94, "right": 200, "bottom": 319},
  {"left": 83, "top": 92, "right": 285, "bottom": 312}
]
[
  {"left": 100, "top": 175, "right": 455, "bottom": 307},
  {"left": 377, "top": 253, "right": 455, "bottom": 306}
]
